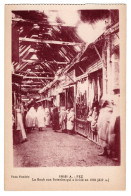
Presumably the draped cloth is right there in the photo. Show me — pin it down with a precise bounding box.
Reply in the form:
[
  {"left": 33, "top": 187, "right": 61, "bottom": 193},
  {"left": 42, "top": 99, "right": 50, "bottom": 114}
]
[
  {"left": 97, "top": 106, "right": 113, "bottom": 148},
  {"left": 26, "top": 107, "right": 37, "bottom": 128},
  {"left": 44, "top": 108, "right": 50, "bottom": 126},
  {"left": 88, "top": 80, "right": 95, "bottom": 107},
  {"left": 67, "top": 109, "right": 75, "bottom": 131},
  {"left": 16, "top": 108, "right": 27, "bottom": 140},
  {"left": 59, "top": 108, "right": 67, "bottom": 130},
  {"left": 36, "top": 106, "right": 45, "bottom": 128},
  {"left": 52, "top": 107, "right": 60, "bottom": 130},
  {"left": 97, "top": 77, "right": 101, "bottom": 102}
]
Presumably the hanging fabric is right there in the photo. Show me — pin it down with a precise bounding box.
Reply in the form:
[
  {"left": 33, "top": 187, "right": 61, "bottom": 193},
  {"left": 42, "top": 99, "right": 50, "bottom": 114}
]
[
  {"left": 97, "top": 77, "right": 101, "bottom": 102},
  {"left": 91, "top": 79, "right": 95, "bottom": 107}
]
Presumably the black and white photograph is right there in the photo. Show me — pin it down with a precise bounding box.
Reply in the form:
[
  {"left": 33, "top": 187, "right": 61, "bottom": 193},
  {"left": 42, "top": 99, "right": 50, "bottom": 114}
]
[
  {"left": 12, "top": 9, "right": 121, "bottom": 167},
  {"left": 4, "top": 3, "right": 126, "bottom": 191}
]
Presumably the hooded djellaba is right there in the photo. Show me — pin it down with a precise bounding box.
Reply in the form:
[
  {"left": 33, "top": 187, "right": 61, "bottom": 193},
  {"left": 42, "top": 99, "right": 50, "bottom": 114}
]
[
  {"left": 67, "top": 108, "right": 75, "bottom": 135},
  {"left": 97, "top": 98, "right": 118, "bottom": 158},
  {"left": 52, "top": 107, "right": 60, "bottom": 132},
  {"left": 59, "top": 107, "right": 67, "bottom": 133},
  {"left": 25, "top": 104, "right": 37, "bottom": 132},
  {"left": 15, "top": 104, "right": 27, "bottom": 143},
  {"left": 36, "top": 103, "right": 46, "bottom": 131},
  {"left": 44, "top": 108, "right": 50, "bottom": 127}
]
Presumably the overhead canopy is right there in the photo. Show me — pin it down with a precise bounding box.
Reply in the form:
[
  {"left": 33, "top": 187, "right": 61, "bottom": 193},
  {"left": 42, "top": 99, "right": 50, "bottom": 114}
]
[{"left": 12, "top": 9, "right": 119, "bottom": 99}]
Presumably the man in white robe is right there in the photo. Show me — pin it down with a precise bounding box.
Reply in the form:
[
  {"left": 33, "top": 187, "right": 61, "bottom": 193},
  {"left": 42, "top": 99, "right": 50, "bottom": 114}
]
[
  {"left": 25, "top": 106, "right": 37, "bottom": 132},
  {"left": 67, "top": 108, "right": 75, "bottom": 135},
  {"left": 16, "top": 107, "right": 27, "bottom": 143},
  {"left": 36, "top": 105, "right": 45, "bottom": 131}
]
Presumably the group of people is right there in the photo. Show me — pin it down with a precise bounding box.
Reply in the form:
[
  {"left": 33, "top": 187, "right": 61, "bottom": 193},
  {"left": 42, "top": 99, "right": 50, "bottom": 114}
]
[
  {"left": 13, "top": 102, "right": 75, "bottom": 144},
  {"left": 13, "top": 98, "right": 120, "bottom": 162},
  {"left": 25, "top": 104, "right": 50, "bottom": 132},
  {"left": 87, "top": 98, "right": 120, "bottom": 162},
  {"left": 53, "top": 107, "right": 75, "bottom": 134}
]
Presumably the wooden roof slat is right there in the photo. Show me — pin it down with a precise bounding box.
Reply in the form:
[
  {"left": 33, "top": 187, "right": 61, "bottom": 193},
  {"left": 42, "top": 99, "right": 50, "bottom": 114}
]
[
  {"left": 12, "top": 18, "right": 76, "bottom": 27},
  {"left": 19, "top": 37, "right": 82, "bottom": 46},
  {"left": 17, "top": 62, "right": 29, "bottom": 72},
  {"left": 19, "top": 45, "right": 31, "bottom": 57},
  {"left": 41, "top": 62, "right": 55, "bottom": 74},
  {"left": 23, "top": 76, "right": 54, "bottom": 79}
]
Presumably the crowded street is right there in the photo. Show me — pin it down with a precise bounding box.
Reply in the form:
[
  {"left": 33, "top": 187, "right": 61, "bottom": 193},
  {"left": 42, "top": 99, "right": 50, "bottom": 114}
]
[
  {"left": 13, "top": 127, "right": 119, "bottom": 167},
  {"left": 12, "top": 9, "right": 120, "bottom": 167}
]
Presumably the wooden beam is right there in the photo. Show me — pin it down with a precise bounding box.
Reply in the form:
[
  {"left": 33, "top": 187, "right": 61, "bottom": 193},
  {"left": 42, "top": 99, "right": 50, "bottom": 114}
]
[
  {"left": 21, "top": 88, "right": 41, "bottom": 91},
  {"left": 19, "top": 37, "right": 82, "bottom": 46},
  {"left": 23, "top": 76, "right": 54, "bottom": 79},
  {"left": 21, "top": 84, "right": 42, "bottom": 87},
  {"left": 41, "top": 62, "right": 55, "bottom": 74},
  {"left": 22, "top": 59, "right": 38, "bottom": 63},
  {"left": 16, "top": 62, "right": 29, "bottom": 72},
  {"left": 46, "top": 61, "right": 68, "bottom": 64},
  {"left": 13, "top": 73, "right": 23, "bottom": 78},
  {"left": 63, "top": 43, "right": 88, "bottom": 73},
  {"left": 12, "top": 18, "right": 76, "bottom": 27},
  {"left": 19, "top": 45, "right": 31, "bottom": 57},
  {"left": 93, "top": 44, "right": 105, "bottom": 67},
  {"left": 66, "top": 73, "right": 75, "bottom": 83},
  {"left": 22, "top": 59, "right": 67, "bottom": 66},
  {"left": 17, "top": 62, "right": 29, "bottom": 72},
  {"left": 17, "top": 71, "right": 52, "bottom": 74},
  {"left": 22, "top": 82, "right": 42, "bottom": 85},
  {"left": 78, "top": 66, "right": 85, "bottom": 74}
]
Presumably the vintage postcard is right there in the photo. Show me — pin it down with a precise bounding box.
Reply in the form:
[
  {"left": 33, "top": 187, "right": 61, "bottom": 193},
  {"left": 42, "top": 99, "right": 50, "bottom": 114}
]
[{"left": 4, "top": 4, "right": 126, "bottom": 190}]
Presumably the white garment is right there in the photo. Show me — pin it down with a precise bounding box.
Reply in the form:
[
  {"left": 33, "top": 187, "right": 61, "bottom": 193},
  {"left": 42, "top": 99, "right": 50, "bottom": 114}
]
[
  {"left": 16, "top": 109, "right": 27, "bottom": 140},
  {"left": 26, "top": 107, "right": 37, "bottom": 128},
  {"left": 36, "top": 106, "right": 45, "bottom": 128},
  {"left": 44, "top": 108, "right": 50, "bottom": 126},
  {"left": 97, "top": 77, "right": 101, "bottom": 102},
  {"left": 67, "top": 110, "right": 75, "bottom": 130}
]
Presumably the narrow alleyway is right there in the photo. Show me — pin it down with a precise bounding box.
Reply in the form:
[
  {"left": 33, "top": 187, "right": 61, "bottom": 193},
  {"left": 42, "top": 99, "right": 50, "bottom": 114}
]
[{"left": 13, "top": 128, "right": 119, "bottom": 167}]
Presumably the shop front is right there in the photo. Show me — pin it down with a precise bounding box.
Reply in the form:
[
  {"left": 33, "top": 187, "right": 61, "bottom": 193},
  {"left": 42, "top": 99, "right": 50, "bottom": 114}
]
[
  {"left": 75, "top": 62, "right": 103, "bottom": 144},
  {"left": 62, "top": 69, "right": 76, "bottom": 110}
]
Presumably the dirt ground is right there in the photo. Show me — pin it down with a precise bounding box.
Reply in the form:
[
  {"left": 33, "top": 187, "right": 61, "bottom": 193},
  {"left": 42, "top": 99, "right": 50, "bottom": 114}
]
[{"left": 13, "top": 128, "right": 120, "bottom": 167}]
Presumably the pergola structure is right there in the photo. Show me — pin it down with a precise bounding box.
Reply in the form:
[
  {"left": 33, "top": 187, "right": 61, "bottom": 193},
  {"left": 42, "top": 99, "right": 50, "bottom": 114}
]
[{"left": 12, "top": 10, "right": 118, "bottom": 102}]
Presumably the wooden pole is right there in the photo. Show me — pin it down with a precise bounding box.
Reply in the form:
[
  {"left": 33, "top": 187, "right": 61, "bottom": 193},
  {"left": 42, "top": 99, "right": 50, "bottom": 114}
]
[{"left": 19, "top": 37, "right": 82, "bottom": 46}]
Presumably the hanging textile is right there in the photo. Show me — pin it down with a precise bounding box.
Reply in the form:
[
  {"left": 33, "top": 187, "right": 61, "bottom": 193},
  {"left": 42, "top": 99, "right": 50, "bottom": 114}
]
[
  {"left": 97, "top": 77, "right": 101, "bottom": 102},
  {"left": 88, "top": 81, "right": 92, "bottom": 106},
  {"left": 90, "top": 79, "right": 95, "bottom": 107}
]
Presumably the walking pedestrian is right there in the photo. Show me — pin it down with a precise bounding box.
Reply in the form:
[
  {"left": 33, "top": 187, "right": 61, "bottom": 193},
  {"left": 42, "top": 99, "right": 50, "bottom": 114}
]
[
  {"left": 91, "top": 107, "right": 98, "bottom": 140},
  {"left": 52, "top": 107, "right": 60, "bottom": 132},
  {"left": 97, "top": 100, "right": 113, "bottom": 156},
  {"left": 44, "top": 108, "right": 50, "bottom": 127},
  {"left": 108, "top": 98, "right": 120, "bottom": 161},
  {"left": 36, "top": 103, "right": 46, "bottom": 131},
  {"left": 59, "top": 107, "right": 67, "bottom": 133},
  {"left": 16, "top": 105, "right": 27, "bottom": 143},
  {"left": 67, "top": 108, "right": 75, "bottom": 135},
  {"left": 25, "top": 105, "right": 37, "bottom": 132}
]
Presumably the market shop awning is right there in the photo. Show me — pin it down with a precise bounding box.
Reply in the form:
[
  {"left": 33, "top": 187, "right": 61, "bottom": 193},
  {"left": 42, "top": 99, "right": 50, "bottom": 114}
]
[{"left": 12, "top": 9, "right": 119, "bottom": 100}]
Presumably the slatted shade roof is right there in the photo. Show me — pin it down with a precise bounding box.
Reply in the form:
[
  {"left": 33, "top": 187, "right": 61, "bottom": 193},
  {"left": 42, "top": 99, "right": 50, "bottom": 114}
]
[{"left": 12, "top": 9, "right": 119, "bottom": 99}]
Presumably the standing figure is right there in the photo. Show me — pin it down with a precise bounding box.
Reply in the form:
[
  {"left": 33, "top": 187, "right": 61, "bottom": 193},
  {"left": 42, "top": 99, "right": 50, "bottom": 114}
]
[
  {"left": 87, "top": 106, "right": 93, "bottom": 122},
  {"left": 59, "top": 107, "right": 67, "bottom": 133},
  {"left": 52, "top": 107, "right": 60, "bottom": 132},
  {"left": 108, "top": 101, "right": 120, "bottom": 161},
  {"left": 25, "top": 105, "right": 37, "bottom": 132},
  {"left": 97, "top": 100, "right": 113, "bottom": 156},
  {"left": 44, "top": 108, "right": 50, "bottom": 127},
  {"left": 16, "top": 106, "right": 27, "bottom": 143},
  {"left": 67, "top": 108, "right": 75, "bottom": 135},
  {"left": 36, "top": 104, "right": 46, "bottom": 131},
  {"left": 91, "top": 107, "right": 98, "bottom": 140},
  {"left": 23, "top": 103, "right": 28, "bottom": 130}
]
